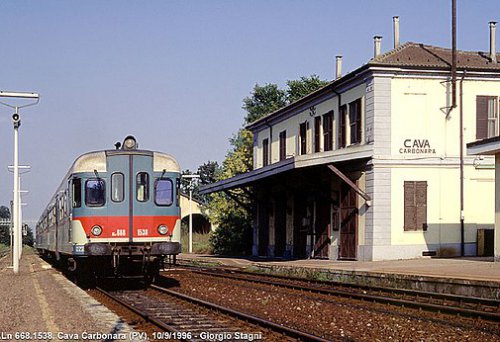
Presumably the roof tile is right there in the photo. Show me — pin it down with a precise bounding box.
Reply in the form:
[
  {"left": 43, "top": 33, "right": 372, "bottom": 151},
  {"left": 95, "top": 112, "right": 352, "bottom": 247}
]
[{"left": 369, "top": 42, "right": 500, "bottom": 70}]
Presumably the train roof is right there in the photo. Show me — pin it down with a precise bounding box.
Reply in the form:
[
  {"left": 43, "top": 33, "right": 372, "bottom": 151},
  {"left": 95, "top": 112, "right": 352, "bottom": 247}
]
[{"left": 70, "top": 149, "right": 181, "bottom": 174}]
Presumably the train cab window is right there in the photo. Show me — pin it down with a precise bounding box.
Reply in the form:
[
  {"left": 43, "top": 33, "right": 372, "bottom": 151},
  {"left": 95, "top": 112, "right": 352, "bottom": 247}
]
[
  {"left": 111, "top": 173, "right": 124, "bottom": 202},
  {"left": 72, "top": 178, "right": 82, "bottom": 208},
  {"left": 155, "top": 179, "right": 173, "bottom": 206},
  {"left": 136, "top": 172, "right": 149, "bottom": 202},
  {"left": 85, "top": 179, "right": 106, "bottom": 207}
]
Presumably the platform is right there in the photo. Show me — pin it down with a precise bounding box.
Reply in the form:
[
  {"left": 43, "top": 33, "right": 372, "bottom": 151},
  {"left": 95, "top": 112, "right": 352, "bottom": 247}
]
[
  {"left": 0, "top": 248, "right": 141, "bottom": 341},
  {"left": 177, "top": 253, "right": 500, "bottom": 300}
]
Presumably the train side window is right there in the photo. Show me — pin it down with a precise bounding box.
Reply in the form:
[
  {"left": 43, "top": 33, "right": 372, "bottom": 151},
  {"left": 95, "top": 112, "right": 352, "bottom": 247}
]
[
  {"left": 85, "top": 179, "right": 106, "bottom": 207},
  {"left": 111, "top": 173, "right": 125, "bottom": 202},
  {"left": 72, "top": 178, "right": 81, "bottom": 208},
  {"left": 155, "top": 179, "right": 173, "bottom": 206},
  {"left": 136, "top": 172, "right": 149, "bottom": 202}
]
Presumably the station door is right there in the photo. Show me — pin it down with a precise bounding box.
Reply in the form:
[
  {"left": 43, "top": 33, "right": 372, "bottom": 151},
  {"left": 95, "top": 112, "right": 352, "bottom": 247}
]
[
  {"left": 313, "top": 201, "right": 330, "bottom": 258},
  {"left": 339, "top": 183, "right": 358, "bottom": 259},
  {"left": 274, "top": 195, "right": 287, "bottom": 257},
  {"left": 258, "top": 202, "right": 269, "bottom": 256}
]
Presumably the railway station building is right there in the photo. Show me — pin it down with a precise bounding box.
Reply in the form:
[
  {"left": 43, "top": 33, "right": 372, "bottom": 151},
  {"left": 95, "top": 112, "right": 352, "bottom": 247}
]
[{"left": 202, "top": 22, "right": 499, "bottom": 261}]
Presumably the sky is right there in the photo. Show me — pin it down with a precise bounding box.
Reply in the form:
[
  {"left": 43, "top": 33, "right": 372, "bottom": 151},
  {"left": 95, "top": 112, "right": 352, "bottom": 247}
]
[{"left": 0, "top": 0, "right": 498, "bottom": 222}]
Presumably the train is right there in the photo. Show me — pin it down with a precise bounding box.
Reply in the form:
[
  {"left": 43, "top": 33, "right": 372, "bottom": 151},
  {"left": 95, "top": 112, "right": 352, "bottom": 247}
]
[{"left": 36, "top": 136, "right": 181, "bottom": 283}]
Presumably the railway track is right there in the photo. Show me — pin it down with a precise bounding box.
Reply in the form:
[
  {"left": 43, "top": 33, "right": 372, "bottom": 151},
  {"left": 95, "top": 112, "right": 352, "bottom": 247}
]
[
  {"left": 95, "top": 285, "right": 328, "bottom": 342},
  {"left": 174, "top": 265, "right": 500, "bottom": 322}
]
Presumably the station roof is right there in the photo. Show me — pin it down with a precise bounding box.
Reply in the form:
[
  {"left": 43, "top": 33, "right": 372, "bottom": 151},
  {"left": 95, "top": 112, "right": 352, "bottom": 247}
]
[
  {"left": 200, "top": 145, "right": 371, "bottom": 194},
  {"left": 369, "top": 41, "right": 500, "bottom": 71},
  {"left": 247, "top": 42, "right": 500, "bottom": 132}
]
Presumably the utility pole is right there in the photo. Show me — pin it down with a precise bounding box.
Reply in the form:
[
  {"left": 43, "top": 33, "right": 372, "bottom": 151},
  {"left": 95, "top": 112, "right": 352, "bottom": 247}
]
[
  {"left": 0, "top": 91, "right": 39, "bottom": 274},
  {"left": 182, "top": 174, "right": 200, "bottom": 253}
]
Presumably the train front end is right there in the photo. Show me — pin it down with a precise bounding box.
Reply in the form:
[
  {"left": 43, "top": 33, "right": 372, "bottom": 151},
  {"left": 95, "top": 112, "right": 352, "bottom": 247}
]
[{"left": 70, "top": 136, "right": 181, "bottom": 279}]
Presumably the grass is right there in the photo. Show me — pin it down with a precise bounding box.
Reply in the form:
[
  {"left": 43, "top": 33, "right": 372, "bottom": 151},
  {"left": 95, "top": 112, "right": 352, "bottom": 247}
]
[
  {"left": 0, "top": 244, "right": 10, "bottom": 258},
  {"left": 181, "top": 232, "right": 214, "bottom": 254}
]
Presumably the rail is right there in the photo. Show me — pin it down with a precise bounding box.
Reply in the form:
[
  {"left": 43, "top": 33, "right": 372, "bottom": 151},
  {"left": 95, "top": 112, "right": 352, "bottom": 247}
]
[{"left": 181, "top": 266, "right": 500, "bottom": 322}]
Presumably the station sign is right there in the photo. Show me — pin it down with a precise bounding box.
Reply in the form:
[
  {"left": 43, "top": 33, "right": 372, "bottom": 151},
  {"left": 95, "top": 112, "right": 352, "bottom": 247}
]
[{"left": 399, "top": 139, "right": 436, "bottom": 154}]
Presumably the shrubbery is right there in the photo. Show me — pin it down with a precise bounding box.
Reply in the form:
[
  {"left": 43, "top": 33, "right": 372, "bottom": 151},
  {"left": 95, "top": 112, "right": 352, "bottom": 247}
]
[{"left": 209, "top": 212, "right": 252, "bottom": 255}]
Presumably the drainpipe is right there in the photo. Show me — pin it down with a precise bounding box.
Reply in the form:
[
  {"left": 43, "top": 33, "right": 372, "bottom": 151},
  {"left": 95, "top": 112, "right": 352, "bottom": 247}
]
[
  {"left": 459, "top": 70, "right": 466, "bottom": 257},
  {"left": 451, "top": 0, "right": 457, "bottom": 109}
]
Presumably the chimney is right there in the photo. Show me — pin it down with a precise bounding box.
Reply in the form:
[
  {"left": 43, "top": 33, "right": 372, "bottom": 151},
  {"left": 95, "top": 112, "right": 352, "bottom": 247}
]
[
  {"left": 490, "top": 21, "right": 497, "bottom": 63},
  {"left": 335, "top": 55, "right": 342, "bottom": 79},
  {"left": 374, "top": 36, "right": 382, "bottom": 58},
  {"left": 393, "top": 16, "right": 400, "bottom": 48}
]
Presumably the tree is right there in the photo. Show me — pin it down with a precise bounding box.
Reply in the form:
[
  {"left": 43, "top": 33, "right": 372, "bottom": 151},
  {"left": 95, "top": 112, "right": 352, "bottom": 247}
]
[
  {"left": 207, "top": 75, "right": 328, "bottom": 255},
  {"left": 22, "top": 225, "right": 34, "bottom": 247},
  {"left": 181, "top": 161, "right": 221, "bottom": 203},
  {"left": 0, "top": 206, "right": 10, "bottom": 245},
  {"left": 243, "top": 83, "right": 287, "bottom": 124},
  {"left": 286, "top": 75, "right": 329, "bottom": 104}
]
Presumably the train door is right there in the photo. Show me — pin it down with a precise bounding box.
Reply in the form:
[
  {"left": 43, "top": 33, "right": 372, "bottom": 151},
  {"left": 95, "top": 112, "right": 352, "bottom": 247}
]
[
  {"left": 131, "top": 154, "right": 155, "bottom": 241},
  {"left": 106, "top": 155, "right": 130, "bottom": 241}
]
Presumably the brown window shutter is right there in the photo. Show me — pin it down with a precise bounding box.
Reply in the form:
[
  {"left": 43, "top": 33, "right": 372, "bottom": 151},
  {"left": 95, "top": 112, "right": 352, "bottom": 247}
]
[
  {"left": 356, "top": 99, "right": 362, "bottom": 143},
  {"left": 476, "top": 96, "right": 490, "bottom": 139},
  {"left": 404, "top": 181, "right": 417, "bottom": 231},
  {"left": 415, "top": 181, "right": 427, "bottom": 230}
]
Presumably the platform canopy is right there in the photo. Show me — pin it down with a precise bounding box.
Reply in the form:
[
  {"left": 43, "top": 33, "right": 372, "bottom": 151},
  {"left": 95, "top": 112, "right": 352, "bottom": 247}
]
[
  {"left": 200, "top": 145, "right": 372, "bottom": 195},
  {"left": 467, "top": 136, "right": 500, "bottom": 155}
]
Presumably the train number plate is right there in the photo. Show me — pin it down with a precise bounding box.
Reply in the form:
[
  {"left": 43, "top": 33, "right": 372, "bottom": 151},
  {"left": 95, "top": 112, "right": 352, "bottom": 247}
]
[{"left": 112, "top": 229, "right": 127, "bottom": 237}]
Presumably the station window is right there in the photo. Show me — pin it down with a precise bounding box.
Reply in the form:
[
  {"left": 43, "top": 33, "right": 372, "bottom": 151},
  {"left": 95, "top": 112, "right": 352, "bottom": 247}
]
[
  {"left": 85, "top": 179, "right": 106, "bottom": 207},
  {"left": 279, "top": 130, "right": 287, "bottom": 161},
  {"left": 262, "top": 138, "right": 269, "bottom": 167},
  {"left": 136, "top": 172, "right": 149, "bottom": 202},
  {"left": 299, "top": 122, "right": 308, "bottom": 155},
  {"left": 314, "top": 116, "right": 321, "bottom": 153},
  {"left": 339, "top": 105, "right": 347, "bottom": 148},
  {"left": 323, "top": 111, "right": 333, "bottom": 151},
  {"left": 155, "top": 179, "right": 173, "bottom": 206},
  {"left": 72, "top": 178, "right": 82, "bottom": 208},
  {"left": 111, "top": 173, "right": 125, "bottom": 202},
  {"left": 349, "top": 99, "right": 362, "bottom": 144},
  {"left": 476, "top": 96, "right": 499, "bottom": 139}
]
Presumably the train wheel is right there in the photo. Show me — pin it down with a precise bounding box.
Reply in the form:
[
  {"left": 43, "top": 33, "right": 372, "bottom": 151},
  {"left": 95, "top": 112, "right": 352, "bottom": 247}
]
[
  {"left": 144, "top": 259, "right": 160, "bottom": 286},
  {"left": 75, "top": 261, "right": 96, "bottom": 289}
]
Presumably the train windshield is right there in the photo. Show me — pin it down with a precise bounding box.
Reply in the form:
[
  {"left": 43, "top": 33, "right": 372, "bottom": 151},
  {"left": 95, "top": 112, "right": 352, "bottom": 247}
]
[
  {"left": 85, "top": 179, "right": 106, "bottom": 206},
  {"left": 155, "top": 179, "right": 173, "bottom": 206}
]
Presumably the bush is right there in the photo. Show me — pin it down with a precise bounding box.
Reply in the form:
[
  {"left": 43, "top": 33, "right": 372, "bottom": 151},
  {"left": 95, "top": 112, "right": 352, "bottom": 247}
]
[{"left": 209, "top": 212, "right": 252, "bottom": 255}]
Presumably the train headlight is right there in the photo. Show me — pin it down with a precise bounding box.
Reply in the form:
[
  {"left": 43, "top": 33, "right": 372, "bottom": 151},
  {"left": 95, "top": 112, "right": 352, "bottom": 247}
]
[
  {"left": 123, "top": 135, "right": 137, "bottom": 150},
  {"left": 91, "top": 225, "right": 102, "bottom": 236},
  {"left": 157, "top": 225, "right": 168, "bottom": 235}
]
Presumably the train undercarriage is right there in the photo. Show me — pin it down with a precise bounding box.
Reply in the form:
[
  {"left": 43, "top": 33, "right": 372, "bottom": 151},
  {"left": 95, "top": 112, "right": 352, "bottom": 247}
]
[{"left": 38, "top": 241, "right": 181, "bottom": 287}]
